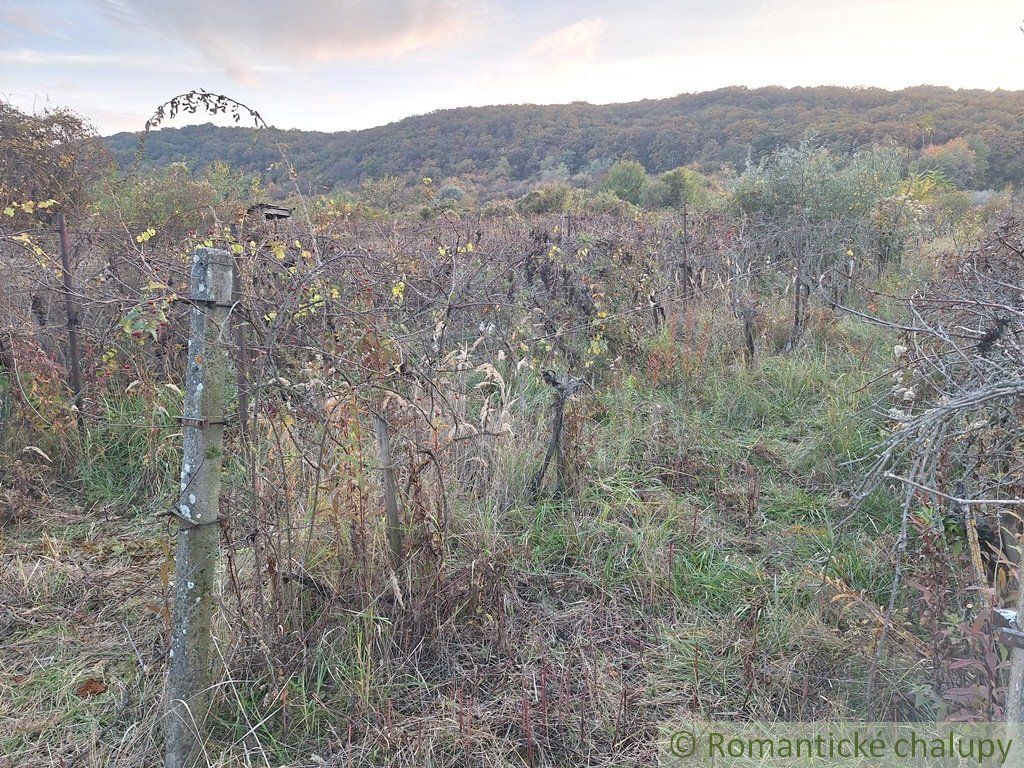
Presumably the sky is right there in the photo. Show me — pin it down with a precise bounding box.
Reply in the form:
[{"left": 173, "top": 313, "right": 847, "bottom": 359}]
[{"left": 2, "top": 0, "right": 1024, "bottom": 135}]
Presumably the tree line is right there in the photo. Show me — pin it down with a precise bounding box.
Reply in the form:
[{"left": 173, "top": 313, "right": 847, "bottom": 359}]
[{"left": 102, "top": 85, "right": 1024, "bottom": 196}]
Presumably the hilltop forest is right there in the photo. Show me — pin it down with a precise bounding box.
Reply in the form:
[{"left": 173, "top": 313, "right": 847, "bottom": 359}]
[{"left": 104, "top": 85, "right": 1024, "bottom": 196}]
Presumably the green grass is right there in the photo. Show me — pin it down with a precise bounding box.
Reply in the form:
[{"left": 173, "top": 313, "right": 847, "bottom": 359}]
[
  {"left": 78, "top": 391, "right": 179, "bottom": 509},
  {"left": 669, "top": 544, "right": 764, "bottom": 613}
]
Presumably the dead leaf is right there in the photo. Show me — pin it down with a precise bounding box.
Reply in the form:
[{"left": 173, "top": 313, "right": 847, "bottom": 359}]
[{"left": 75, "top": 679, "right": 107, "bottom": 697}]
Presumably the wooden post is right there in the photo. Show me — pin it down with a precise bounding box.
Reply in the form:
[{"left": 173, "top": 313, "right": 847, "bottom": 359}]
[
  {"left": 374, "top": 411, "right": 403, "bottom": 567},
  {"left": 785, "top": 247, "right": 808, "bottom": 352},
  {"left": 231, "top": 250, "right": 250, "bottom": 440},
  {"left": 741, "top": 306, "right": 756, "bottom": 365},
  {"left": 680, "top": 202, "right": 691, "bottom": 300},
  {"left": 56, "top": 213, "right": 84, "bottom": 430},
  {"left": 530, "top": 371, "right": 584, "bottom": 498},
  {"left": 165, "top": 247, "right": 233, "bottom": 768}
]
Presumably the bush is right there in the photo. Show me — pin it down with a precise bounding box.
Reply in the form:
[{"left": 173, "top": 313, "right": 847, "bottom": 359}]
[
  {"left": 604, "top": 160, "right": 648, "bottom": 205},
  {"left": 435, "top": 184, "right": 465, "bottom": 204},
  {"left": 641, "top": 179, "right": 672, "bottom": 208},
  {"left": 661, "top": 166, "right": 716, "bottom": 209},
  {"left": 516, "top": 183, "right": 574, "bottom": 214},
  {"left": 579, "top": 189, "right": 634, "bottom": 216}
]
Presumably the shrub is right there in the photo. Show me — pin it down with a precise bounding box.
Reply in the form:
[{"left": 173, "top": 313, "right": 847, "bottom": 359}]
[
  {"left": 516, "top": 183, "right": 574, "bottom": 214},
  {"left": 604, "top": 160, "right": 648, "bottom": 205}
]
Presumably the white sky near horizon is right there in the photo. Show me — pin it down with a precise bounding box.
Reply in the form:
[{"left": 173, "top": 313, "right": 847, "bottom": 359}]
[{"left": 1, "top": 0, "right": 1023, "bottom": 135}]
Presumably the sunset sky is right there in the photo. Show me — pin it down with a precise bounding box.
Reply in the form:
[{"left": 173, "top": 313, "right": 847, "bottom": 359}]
[{"left": 3, "top": 0, "right": 1023, "bottom": 135}]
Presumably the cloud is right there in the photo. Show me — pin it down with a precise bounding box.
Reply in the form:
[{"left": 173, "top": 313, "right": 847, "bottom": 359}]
[
  {"left": 0, "top": 49, "right": 182, "bottom": 67},
  {"left": 93, "top": 0, "right": 465, "bottom": 82},
  {"left": 469, "top": 18, "right": 608, "bottom": 102},
  {"left": 524, "top": 18, "right": 607, "bottom": 73},
  {"left": 0, "top": 4, "right": 64, "bottom": 43}
]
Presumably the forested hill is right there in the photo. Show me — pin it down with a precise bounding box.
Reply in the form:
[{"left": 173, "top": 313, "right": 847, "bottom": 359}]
[{"left": 104, "top": 85, "right": 1024, "bottom": 192}]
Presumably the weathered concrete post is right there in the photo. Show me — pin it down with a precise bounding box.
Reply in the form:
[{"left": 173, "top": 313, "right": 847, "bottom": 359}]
[{"left": 165, "top": 247, "right": 233, "bottom": 768}]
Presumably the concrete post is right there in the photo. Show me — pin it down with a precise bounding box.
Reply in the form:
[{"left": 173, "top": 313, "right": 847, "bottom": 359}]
[{"left": 165, "top": 247, "right": 233, "bottom": 768}]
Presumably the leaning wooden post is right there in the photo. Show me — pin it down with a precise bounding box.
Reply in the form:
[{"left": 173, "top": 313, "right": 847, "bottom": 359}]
[
  {"left": 56, "top": 213, "right": 84, "bottom": 430},
  {"left": 374, "top": 410, "right": 403, "bottom": 568},
  {"left": 165, "top": 247, "right": 233, "bottom": 768},
  {"left": 530, "top": 370, "right": 584, "bottom": 498}
]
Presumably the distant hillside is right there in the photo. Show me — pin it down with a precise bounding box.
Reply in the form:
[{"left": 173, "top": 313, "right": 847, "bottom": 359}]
[{"left": 104, "top": 85, "right": 1024, "bottom": 193}]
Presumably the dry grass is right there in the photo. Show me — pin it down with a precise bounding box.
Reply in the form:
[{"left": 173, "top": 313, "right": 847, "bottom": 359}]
[
  {"left": 0, "top": 334, "right": 938, "bottom": 766},
  {"left": 0, "top": 501, "right": 168, "bottom": 767},
  {"left": 0, "top": 500, "right": 674, "bottom": 767},
  {"left": 0, "top": 287, "right": 963, "bottom": 767}
]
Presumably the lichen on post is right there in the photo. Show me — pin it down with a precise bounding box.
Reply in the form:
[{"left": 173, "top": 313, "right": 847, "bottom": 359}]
[{"left": 165, "top": 247, "right": 233, "bottom": 768}]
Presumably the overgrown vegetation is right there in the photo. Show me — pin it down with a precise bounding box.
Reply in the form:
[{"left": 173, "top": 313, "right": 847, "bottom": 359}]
[{"left": 1, "top": 97, "right": 1021, "bottom": 766}]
